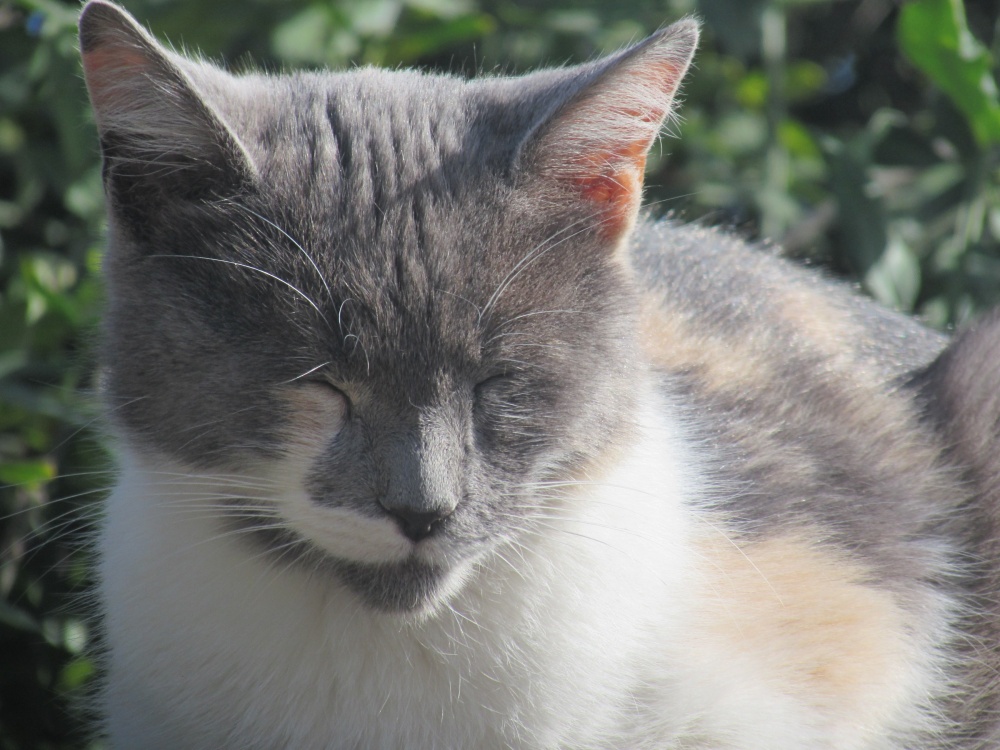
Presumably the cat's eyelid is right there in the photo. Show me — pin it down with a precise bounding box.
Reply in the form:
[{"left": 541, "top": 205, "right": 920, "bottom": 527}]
[
  {"left": 275, "top": 362, "right": 341, "bottom": 390},
  {"left": 295, "top": 376, "right": 352, "bottom": 402},
  {"left": 305, "top": 378, "right": 349, "bottom": 394},
  {"left": 474, "top": 371, "right": 513, "bottom": 392}
]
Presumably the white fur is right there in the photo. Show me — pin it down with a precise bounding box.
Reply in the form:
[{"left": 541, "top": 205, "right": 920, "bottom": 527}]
[{"left": 99, "top": 385, "right": 946, "bottom": 749}]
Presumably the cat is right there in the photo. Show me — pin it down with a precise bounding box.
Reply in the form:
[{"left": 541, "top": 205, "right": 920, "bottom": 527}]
[{"left": 79, "top": 1, "right": 1000, "bottom": 747}]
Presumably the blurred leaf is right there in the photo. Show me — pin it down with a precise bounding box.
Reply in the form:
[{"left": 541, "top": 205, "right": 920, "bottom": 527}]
[
  {"left": 698, "top": 0, "right": 766, "bottom": 58},
  {"left": 786, "top": 60, "right": 826, "bottom": 102},
  {"left": 0, "top": 599, "right": 39, "bottom": 634},
  {"left": 272, "top": 6, "right": 334, "bottom": 66},
  {"left": 736, "top": 71, "right": 768, "bottom": 109},
  {"left": 392, "top": 14, "right": 496, "bottom": 61},
  {"left": 64, "top": 167, "right": 103, "bottom": 221},
  {"left": 864, "top": 230, "right": 921, "bottom": 310},
  {"left": 714, "top": 111, "right": 767, "bottom": 155},
  {"left": 57, "top": 656, "right": 94, "bottom": 692},
  {"left": 21, "top": 255, "right": 81, "bottom": 325},
  {"left": 0, "top": 459, "right": 55, "bottom": 486},
  {"left": 898, "top": 0, "right": 1000, "bottom": 146},
  {"left": 826, "top": 137, "right": 888, "bottom": 277},
  {"left": 348, "top": 0, "right": 402, "bottom": 36},
  {"left": 779, "top": 120, "right": 820, "bottom": 159},
  {"left": 406, "top": 0, "right": 473, "bottom": 17},
  {"left": 0, "top": 2, "right": 998, "bottom": 748}
]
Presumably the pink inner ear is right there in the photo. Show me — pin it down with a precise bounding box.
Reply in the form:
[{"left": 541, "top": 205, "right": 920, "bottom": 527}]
[
  {"left": 548, "top": 57, "right": 686, "bottom": 241},
  {"left": 82, "top": 45, "right": 152, "bottom": 110},
  {"left": 571, "top": 142, "right": 648, "bottom": 240}
]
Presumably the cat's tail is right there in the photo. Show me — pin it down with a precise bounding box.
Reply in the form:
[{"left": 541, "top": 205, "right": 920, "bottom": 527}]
[{"left": 913, "top": 308, "right": 1000, "bottom": 743}]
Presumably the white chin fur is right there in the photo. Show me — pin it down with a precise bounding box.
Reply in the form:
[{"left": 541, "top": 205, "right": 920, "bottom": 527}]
[{"left": 272, "top": 489, "right": 413, "bottom": 564}]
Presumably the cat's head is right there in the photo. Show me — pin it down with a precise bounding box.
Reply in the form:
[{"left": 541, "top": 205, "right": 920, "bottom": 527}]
[{"left": 80, "top": 1, "right": 697, "bottom": 613}]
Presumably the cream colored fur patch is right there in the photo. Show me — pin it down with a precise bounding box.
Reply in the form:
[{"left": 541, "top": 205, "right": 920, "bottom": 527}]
[{"left": 690, "top": 531, "right": 925, "bottom": 742}]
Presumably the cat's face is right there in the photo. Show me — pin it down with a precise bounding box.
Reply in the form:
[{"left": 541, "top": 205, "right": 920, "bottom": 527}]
[{"left": 80, "top": 1, "right": 697, "bottom": 612}]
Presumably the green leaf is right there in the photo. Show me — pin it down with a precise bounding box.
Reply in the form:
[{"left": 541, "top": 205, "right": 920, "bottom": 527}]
[
  {"left": 826, "top": 137, "right": 888, "bottom": 276},
  {"left": 779, "top": 120, "right": 820, "bottom": 159},
  {"left": 898, "top": 0, "right": 1000, "bottom": 146},
  {"left": 392, "top": 15, "right": 496, "bottom": 61},
  {"left": 406, "top": 0, "right": 473, "bottom": 18},
  {"left": 864, "top": 231, "right": 922, "bottom": 312},
  {"left": 57, "top": 657, "right": 95, "bottom": 693},
  {"left": 786, "top": 61, "right": 826, "bottom": 102},
  {"left": 272, "top": 7, "right": 336, "bottom": 66},
  {"left": 0, "top": 458, "right": 56, "bottom": 486}
]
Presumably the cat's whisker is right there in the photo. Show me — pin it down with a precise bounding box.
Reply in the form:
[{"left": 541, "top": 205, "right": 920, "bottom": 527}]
[
  {"left": 223, "top": 199, "right": 335, "bottom": 308},
  {"left": 493, "top": 535, "right": 529, "bottom": 568},
  {"left": 42, "top": 394, "right": 149, "bottom": 455},
  {"left": 148, "top": 254, "right": 332, "bottom": 329},
  {"left": 0, "top": 476, "right": 117, "bottom": 506},
  {"left": 336, "top": 298, "right": 354, "bottom": 338},
  {"left": 1, "top": 501, "right": 100, "bottom": 555},
  {"left": 142, "top": 474, "right": 280, "bottom": 489},
  {"left": 490, "top": 309, "right": 585, "bottom": 330},
  {"left": 687, "top": 515, "right": 783, "bottom": 603},
  {"left": 151, "top": 482, "right": 274, "bottom": 495},
  {"left": 485, "top": 211, "right": 618, "bottom": 322},
  {"left": 171, "top": 406, "right": 265, "bottom": 440},
  {"left": 524, "top": 518, "right": 645, "bottom": 561},
  {"left": 343, "top": 333, "right": 371, "bottom": 375},
  {"left": 154, "top": 518, "right": 288, "bottom": 563},
  {"left": 496, "top": 507, "right": 665, "bottom": 547},
  {"left": 507, "top": 479, "right": 664, "bottom": 503},
  {"left": 278, "top": 362, "right": 335, "bottom": 385},
  {"left": 481, "top": 212, "right": 602, "bottom": 319},
  {"left": 433, "top": 289, "right": 484, "bottom": 323},
  {"left": 488, "top": 547, "right": 528, "bottom": 582},
  {"left": 0, "top": 486, "right": 106, "bottom": 543},
  {"left": 1, "top": 508, "right": 101, "bottom": 591},
  {"left": 156, "top": 500, "right": 277, "bottom": 514}
]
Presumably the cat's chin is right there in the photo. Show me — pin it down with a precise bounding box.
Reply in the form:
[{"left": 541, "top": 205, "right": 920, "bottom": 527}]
[
  {"left": 242, "top": 523, "right": 469, "bottom": 614},
  {"left": 333, "top": 557, "right": 462, "bottom": 615}
]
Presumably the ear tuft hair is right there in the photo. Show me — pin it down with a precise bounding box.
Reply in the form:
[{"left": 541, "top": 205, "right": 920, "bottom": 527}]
[{"left": 519, "top": 19, "right": 699, "bottom": 241}]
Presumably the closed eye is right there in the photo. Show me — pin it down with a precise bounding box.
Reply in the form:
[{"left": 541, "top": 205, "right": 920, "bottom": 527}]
[
  {"left": 301, "top": 380, "right": 353, "bottom": 421},
  {"left": 474, "top": 373, "right": 511, "bottom": 397}
]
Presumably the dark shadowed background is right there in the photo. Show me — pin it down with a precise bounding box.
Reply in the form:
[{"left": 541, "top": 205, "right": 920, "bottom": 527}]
[{"left": 0, "top": 0, "right": 998, "bottom": 746}]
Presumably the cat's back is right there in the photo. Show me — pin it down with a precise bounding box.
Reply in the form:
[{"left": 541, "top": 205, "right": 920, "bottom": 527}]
[
  {"left": 632, "top": 218, "right": 1000, "bottom": 746},
  {"left": 632, "top": 219, "right": 945, "bottom": 377}
]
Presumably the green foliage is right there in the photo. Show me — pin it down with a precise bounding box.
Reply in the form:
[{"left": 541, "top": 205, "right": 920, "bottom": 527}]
[
  {"left": 899, "top": 0, "right": 1000, "bottom": 147},
  {"left": 0, "top": 0, "right": 998, "bottom": 746}
]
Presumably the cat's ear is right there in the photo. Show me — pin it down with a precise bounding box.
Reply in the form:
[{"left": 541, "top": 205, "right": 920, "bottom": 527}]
[
  {"left": 516, "top": 20, "right": 698, "bottom": 242},
  {"left": 79, "top": 1, "right": 255, "bottom": 224}
]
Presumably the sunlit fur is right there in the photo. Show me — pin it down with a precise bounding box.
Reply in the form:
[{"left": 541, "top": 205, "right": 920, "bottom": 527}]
[{"left": 79, "top": 1, "right": 1000, "bottom": 747}]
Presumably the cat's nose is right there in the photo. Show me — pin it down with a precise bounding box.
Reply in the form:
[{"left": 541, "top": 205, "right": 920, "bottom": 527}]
[{"left": 385, "top": 507, "right": 451, "bottom": 543}]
